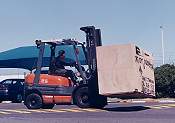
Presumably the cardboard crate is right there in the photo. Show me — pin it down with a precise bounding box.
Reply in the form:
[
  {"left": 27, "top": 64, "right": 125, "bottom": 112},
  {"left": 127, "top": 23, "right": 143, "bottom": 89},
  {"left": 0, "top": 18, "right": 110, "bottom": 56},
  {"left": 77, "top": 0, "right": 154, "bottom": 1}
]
[{"left": 96, "top": 44, "right": 155, "bottom": 98}]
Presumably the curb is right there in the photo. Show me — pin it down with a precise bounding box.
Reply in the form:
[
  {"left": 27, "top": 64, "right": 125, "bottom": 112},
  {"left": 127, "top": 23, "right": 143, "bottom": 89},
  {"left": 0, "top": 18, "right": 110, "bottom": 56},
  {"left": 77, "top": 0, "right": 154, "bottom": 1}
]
[
  {"left": 159, "top": 100, "right": 175, "bottom": 103},
  {"left": 1, "top": 101, "right": 11, "bottom": 103},
  {"left": 108, "top": 98, "right": 175, "bottom": 103},
  {"left": 1, "top": 101, "right": 24, "bottom": 103}
]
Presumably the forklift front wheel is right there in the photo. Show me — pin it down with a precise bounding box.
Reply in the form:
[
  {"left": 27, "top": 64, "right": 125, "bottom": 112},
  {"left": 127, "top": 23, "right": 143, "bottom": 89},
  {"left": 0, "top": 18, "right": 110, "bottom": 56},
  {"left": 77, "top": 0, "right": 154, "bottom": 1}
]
[
  {"left": 25, "top": 93, "right": 43, "bottom": 109},
  {"left": 74, "top": 86, "right": 91, "bottom": 108}
]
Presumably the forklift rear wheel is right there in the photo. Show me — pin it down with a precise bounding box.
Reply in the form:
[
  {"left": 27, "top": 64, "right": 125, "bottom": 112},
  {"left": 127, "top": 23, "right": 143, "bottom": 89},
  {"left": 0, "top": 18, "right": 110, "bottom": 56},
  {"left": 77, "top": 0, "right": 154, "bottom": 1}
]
[
  {"left": 25, "top": 93, "right": 43, "bottom": 109},
  {"left": 74, "top": 86, "right": 90, "bottom": 108},
  {"left": 42, "top": 104, "right": 55, "bottom": 109}
]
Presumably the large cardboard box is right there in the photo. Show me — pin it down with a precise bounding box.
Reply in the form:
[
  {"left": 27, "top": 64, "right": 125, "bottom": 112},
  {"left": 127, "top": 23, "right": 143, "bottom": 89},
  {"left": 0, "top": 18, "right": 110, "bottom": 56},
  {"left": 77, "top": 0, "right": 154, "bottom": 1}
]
[{"left": 96, "top": 44, "right": 155, "bottom": 98}]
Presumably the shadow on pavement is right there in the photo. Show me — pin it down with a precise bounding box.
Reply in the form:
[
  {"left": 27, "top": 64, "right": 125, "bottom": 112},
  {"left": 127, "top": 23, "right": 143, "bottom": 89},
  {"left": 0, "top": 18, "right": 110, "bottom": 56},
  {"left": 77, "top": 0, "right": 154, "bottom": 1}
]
[{"left": 104, "top": 106, "right": 150, "bottom": 112}]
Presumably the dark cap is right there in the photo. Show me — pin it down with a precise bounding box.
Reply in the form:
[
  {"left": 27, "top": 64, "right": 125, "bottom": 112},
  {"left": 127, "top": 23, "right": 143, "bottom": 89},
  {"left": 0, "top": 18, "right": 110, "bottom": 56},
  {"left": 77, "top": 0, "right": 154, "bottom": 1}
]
[{"left": 58, "top": 50, "right": 65, "bottom": 56}]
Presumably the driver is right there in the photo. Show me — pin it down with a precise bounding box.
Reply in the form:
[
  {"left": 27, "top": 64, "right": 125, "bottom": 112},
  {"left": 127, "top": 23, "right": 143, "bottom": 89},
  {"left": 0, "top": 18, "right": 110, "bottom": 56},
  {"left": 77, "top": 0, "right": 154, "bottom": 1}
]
[{"left": 54, "top": 50, "right": 78, "bottom": 84}]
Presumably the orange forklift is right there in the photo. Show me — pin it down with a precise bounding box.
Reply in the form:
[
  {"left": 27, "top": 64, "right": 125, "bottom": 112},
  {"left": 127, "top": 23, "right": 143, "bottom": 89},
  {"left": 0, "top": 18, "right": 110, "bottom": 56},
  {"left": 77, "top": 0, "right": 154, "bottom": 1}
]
[{"left": 24, "top": 26, "right": 107, "bottom": 109}]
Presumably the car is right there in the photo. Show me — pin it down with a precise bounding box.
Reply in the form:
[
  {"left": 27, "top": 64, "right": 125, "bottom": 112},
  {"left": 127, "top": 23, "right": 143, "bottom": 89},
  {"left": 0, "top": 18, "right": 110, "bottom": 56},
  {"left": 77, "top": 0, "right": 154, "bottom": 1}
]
[{"left": 0, "top": 75, "right": 25, "bottom": 103}]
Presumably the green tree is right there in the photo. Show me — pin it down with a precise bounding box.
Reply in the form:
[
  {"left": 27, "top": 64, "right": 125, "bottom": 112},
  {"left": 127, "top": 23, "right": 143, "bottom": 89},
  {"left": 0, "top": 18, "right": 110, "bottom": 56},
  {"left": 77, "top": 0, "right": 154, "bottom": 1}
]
[{"left": 155, "top": 64, "right": 175, "bottom": 98}]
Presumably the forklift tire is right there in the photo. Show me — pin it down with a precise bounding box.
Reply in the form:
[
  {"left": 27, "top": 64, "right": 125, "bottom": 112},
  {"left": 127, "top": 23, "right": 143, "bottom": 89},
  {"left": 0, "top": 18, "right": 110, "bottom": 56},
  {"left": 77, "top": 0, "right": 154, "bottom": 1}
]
[
  {"left": 25, "top": 93, "right": 43, "bottom": 109},
  {"left": 74, "top": 86, "right": 91, "bottom": 108},
  {"left": 91, "top": 96, "right": 107, "bottom": 109},
  {"left": 42, "top": 104, "right": 55, "bottom": 109}
]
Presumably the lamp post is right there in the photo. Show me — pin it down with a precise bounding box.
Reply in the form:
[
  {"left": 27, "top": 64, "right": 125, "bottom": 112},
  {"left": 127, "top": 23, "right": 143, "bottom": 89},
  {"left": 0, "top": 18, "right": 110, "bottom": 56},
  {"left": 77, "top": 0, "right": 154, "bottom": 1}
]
[{"left": 160, "top": 26, "right": 165, "bottom": 65}]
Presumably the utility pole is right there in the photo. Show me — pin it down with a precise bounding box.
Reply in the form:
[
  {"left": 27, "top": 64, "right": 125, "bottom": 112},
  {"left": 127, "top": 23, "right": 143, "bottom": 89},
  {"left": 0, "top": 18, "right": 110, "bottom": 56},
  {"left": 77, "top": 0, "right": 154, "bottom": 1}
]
[{"left": 160, "top": 26, "right": 165, "bottom": 65}]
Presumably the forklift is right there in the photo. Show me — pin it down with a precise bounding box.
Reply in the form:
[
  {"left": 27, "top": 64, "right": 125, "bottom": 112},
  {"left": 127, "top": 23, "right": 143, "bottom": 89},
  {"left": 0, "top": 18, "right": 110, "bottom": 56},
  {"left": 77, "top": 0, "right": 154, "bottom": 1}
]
[{"left": 24, "top": 26, "right": 107, "bottom": 109}]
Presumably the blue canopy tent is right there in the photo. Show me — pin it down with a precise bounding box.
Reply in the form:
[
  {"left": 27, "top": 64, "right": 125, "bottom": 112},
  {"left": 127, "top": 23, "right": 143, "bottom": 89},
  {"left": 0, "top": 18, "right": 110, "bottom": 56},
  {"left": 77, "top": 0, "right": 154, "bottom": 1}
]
[{"left": 0, "top": 45, "right": 86, "bottom": 71}]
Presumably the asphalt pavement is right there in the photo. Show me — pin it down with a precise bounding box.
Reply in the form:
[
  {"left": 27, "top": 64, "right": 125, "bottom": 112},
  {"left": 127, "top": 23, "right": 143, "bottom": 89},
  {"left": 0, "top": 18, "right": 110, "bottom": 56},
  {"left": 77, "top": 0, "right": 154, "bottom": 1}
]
[{"left": 0, "top": 102, "right": 175, "bottom": 123}]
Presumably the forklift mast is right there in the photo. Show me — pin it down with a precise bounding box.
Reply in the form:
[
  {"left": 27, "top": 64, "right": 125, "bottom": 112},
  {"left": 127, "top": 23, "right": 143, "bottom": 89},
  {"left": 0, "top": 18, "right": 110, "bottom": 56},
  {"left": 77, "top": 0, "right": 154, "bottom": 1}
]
[
  {"left": 80, "top": 26, "right": 102, "bottom": 73},
  {"left": 80, "top": 26, "right": 107, "bottom": 107}
]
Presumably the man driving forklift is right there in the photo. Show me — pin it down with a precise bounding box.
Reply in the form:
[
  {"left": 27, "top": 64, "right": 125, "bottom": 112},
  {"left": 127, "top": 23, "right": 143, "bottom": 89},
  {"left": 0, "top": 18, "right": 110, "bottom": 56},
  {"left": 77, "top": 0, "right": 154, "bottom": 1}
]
[
  {"left": 52, "top": 50, "right": 78, "bottom": 84},
  {"left": 24, "top": 26, "right": 107, "bottom": 109}
]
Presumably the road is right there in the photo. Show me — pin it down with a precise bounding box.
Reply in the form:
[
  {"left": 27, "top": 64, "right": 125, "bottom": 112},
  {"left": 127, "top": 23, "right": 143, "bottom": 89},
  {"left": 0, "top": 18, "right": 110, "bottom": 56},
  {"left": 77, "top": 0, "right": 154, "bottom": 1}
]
[{"left": 0, "top": 102, "right": 175, "bottom": 123}]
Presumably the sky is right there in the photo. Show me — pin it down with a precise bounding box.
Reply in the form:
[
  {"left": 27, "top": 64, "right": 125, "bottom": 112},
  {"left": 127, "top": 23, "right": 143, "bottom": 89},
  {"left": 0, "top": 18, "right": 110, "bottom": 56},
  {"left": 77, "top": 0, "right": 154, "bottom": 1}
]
[{"left": 0, "top": 0, "right": 175, "bottom": 66}]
